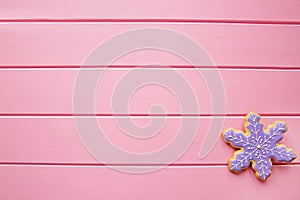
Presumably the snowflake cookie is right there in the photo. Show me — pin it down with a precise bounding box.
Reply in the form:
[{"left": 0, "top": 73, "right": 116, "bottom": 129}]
[{"left": 222, "top": 112, "right": 297, "bottom": 180}]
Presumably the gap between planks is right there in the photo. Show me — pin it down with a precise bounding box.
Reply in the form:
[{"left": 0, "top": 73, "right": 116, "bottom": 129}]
[
  {"left": 1, "top": 114, "right": 300, "bottom": 118},
  {"left": 0, "top": 162, "right": 299, "bottom": 167},
  {"left": 1, "top": 67, "right": 300, "bottom": 72},
  {"left": 1, "top": 65, "right": 300, "bottom": 70},
  {"left": 0, "top": 19, "right": 300, "bottom": 25}
]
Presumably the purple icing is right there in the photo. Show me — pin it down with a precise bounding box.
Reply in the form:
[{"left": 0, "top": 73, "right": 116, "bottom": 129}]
[{"left": 223, "top": 112, "right": 297, "bottom": 180}]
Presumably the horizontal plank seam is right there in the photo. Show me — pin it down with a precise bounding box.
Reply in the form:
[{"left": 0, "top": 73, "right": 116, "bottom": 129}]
[
  {"left": 0, "top": 162, "right": 298, "bottom": 167},
  {"left": 1, "top": 114, "right": 300, "bottom": 117},
  {"left": 1, "top": 66, "right": 300, "bottom": 70},
  {"left": 0, "top": 19, "right": 300, "bottom": 25}
]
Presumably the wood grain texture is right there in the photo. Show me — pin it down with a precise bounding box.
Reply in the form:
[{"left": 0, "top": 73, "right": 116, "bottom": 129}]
[
  {"left": 1, "top": 0, "right": 300, "bottom": 23},
  {"left": 1, "top": 0, "right": 299, "bottom": 198},
  {"left": 0, "top": 69, "right": 299, "bottom": 115},
  {"left": 0, "top": 116, "right": 298, "bottom": 164},
  {"left": 0, "top": 165, "right": 299, "bottom": 200},
  {"left": 0, "top": 24, "right": 299, "bottom": 67}
]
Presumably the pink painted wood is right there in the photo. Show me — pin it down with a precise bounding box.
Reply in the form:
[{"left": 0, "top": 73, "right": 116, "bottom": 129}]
[
  {"left": 0, "top": 165, "right": 299, "bottom": 199},
  {"left": 0, "top": 69, "right": 299, "bottom": 115},
  {"left": 1, "top": 0, "right": 300, "bottom": 23},
  {"left": 0, "top": 116, "right": 298, "bottom": 164},
  {"left": 0, "top": 24, "right": 299, "bottom": 67},
  {"left": 1, "top": 0, "right": 300, "bottom": 197}
]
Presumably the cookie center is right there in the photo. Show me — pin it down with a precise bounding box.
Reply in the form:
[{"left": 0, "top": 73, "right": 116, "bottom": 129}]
[{"left": 257, "top": 145, "right": 261, "bottom": 149}]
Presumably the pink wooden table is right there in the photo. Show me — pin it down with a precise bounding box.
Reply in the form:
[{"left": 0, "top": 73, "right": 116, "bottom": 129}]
[{"left": 0, "top": 0, "right": 299, "bottom": 199}]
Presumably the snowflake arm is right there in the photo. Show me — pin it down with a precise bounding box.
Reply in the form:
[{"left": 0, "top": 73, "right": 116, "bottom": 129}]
[
  {"left": 269, "top": 145, "right": 297, "bottom": 162},
  {"left": 245, "top": 112, "right": 265, "bottom": 139},
  {"left": 229, "top": 150, "right": 251, "bottom": 172},
  {"left": 223, "top": 129, "right": 249, "bottom": 148},
  {"left": 252, "top": 156, "right": 272, "bottom": 180},
  {"left": 265, "top": 121, "right": 287, "bottom": 145}
]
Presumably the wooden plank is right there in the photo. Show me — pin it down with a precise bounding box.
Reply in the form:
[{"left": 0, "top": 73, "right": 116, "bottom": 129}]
[
  {"left": 0, "top": 116, "right": 298, "bottom": 164},
  {"left": 0, "top": 165, "right": 299, "bottom": 199},
  {"left": 1, "top": 0, "right": 300, "bottom": 23},
  {"left": 0, "top": 69, "right": 299, "bottom": 115},
  {"left": 0, "top": 24, "right": 299, "bottom": 67}
]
